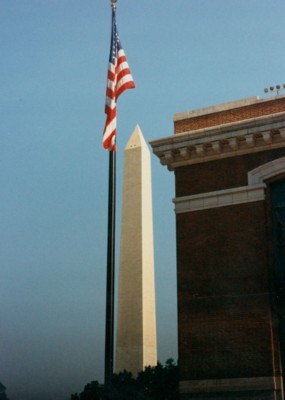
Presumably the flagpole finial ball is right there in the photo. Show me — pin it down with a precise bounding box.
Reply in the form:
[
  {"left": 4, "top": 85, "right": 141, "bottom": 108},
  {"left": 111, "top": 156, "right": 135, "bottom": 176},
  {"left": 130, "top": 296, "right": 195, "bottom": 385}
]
[{"left": 111, "top": 0, "right": 117, "bottom": 3}]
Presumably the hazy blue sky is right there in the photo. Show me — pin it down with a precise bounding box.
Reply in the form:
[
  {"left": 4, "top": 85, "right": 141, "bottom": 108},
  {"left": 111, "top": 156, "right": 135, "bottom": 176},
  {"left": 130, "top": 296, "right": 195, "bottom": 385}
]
[{"left": 1, "top": 1, "right": 285, "bottom": 399}]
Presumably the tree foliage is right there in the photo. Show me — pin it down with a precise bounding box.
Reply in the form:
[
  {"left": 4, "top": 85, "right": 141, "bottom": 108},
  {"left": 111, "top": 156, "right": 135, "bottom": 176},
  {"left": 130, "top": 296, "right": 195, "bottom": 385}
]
[
  {"left": 70, "top": 359, "right": 179, "bottom": 400},
  {"left": 0, "top": 382, "right": 8, "bottom": 400},
  {"left": 137, "top": 359, "right": 179, "bottom": 400}
]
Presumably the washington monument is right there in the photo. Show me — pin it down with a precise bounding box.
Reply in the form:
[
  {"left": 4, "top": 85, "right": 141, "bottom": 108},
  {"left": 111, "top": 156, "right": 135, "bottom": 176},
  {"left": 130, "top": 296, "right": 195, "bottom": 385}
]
[{"left": 115, "top": 125, "right": 157, "bottom": 375}]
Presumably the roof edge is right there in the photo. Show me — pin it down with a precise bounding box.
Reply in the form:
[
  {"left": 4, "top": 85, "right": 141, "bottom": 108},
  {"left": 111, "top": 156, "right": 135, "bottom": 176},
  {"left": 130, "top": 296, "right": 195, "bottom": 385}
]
[{"left": 173, "top": 95, "right": 285, "bottom": 122}]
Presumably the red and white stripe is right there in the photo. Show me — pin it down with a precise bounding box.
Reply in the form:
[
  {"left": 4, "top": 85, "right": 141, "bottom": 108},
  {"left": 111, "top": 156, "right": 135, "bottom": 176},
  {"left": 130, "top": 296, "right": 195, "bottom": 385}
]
[{"left": 103, "top": 48, "right": 135, "bottom": 151}]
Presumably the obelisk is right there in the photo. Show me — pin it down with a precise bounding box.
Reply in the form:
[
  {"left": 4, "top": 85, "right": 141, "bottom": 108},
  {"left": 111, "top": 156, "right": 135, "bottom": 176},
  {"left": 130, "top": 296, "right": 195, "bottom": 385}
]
[{"left": 115, "top": 125, "right": 157, "bottom": 376}]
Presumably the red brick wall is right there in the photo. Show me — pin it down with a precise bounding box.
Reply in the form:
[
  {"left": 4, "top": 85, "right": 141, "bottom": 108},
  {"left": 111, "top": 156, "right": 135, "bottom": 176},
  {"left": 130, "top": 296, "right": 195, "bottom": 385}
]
[
  {"left": 174, "top": 97, "right": 285, "bottom": 134},
  {"left": 177, "top": 202, "right": 273, "bottom": 381}
]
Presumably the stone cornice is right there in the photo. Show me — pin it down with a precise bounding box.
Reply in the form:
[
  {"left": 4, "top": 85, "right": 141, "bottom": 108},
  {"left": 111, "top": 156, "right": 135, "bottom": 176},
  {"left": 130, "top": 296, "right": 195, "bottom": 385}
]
[{"left": 150, "top": 112, "right": 285, "bottom": 170}]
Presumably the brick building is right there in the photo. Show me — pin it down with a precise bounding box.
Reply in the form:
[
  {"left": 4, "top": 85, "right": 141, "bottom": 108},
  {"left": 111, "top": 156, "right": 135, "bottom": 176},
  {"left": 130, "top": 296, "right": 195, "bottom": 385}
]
[{"left": 150, "top": 95, "right": 285, "bottom": 399}]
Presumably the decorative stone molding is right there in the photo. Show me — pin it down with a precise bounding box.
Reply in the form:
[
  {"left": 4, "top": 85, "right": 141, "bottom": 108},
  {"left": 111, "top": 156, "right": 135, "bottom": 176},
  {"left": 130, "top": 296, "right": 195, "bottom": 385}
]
[
  {"left": 179, "top": 376, "right": 282, "bottom": 394},
  {"left": 248, "top": 156, "right": 285, "bottom": 185},
  {"left": 150, "top": 112, "right": 285, "bottom": 170},
  {"left": 173, "top": 157, "right": 285, "bottom": 214},
  {"left": 174, "top": 184, "right": 266, "bottom": 214}
]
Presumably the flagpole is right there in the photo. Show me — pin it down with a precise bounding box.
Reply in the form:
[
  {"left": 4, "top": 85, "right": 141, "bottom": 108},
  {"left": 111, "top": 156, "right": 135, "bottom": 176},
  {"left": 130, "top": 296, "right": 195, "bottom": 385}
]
[
  {"left": 104, "top": 4, "right": 117, "bottom": 397},
  {"left": 104, "top": 150, "right": 116, "bottom": 395},
  {"left": 103, "top": 0, "right": 134, "bottom": 394}
]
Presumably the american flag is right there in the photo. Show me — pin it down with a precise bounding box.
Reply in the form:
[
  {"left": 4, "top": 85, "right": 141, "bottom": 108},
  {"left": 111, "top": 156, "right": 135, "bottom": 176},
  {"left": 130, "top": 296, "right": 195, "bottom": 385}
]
[{"left": 102, "top": 7, "right": 135, "bottom": 151}]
